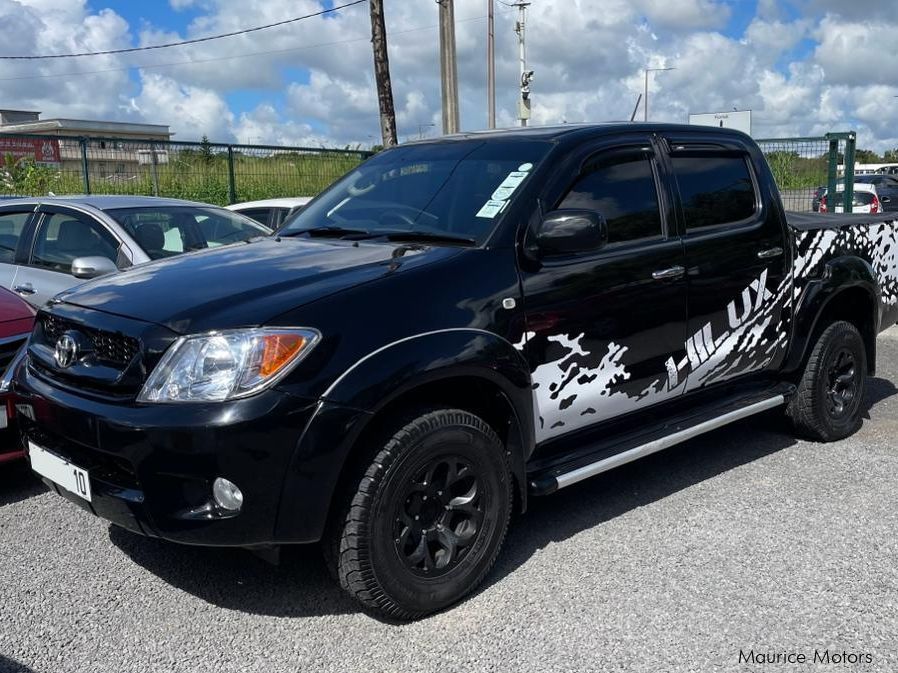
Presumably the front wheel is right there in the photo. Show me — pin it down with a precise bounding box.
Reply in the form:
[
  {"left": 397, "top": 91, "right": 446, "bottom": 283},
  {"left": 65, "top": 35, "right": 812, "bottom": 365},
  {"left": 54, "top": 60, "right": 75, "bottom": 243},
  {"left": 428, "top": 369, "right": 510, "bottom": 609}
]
[
  {"left": 328, "top": 408, "right": 512, "bottom": 619},
  {"left": 787, "top": 320, "right": 867, "bottom": 442}
]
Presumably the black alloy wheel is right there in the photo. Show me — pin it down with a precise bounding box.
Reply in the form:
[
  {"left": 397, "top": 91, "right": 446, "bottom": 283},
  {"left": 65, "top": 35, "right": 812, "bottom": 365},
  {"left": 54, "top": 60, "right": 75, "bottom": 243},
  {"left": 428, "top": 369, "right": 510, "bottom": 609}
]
[
  {"left": 393, "top": 455, "right": 483, "bottom": 576},
  {"left": 327, "top": 408, "right": 512, "bottom": 620},
  {"left": 788, "top": 320, "right": 867, "bottom": 441}
]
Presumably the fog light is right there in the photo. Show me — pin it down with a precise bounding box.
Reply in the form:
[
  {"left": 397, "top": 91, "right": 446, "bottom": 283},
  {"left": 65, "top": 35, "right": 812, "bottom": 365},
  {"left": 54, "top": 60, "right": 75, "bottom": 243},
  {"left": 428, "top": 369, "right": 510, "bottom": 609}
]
[{"left": 212, "top": 477, "right": 244, "bottom": 511}]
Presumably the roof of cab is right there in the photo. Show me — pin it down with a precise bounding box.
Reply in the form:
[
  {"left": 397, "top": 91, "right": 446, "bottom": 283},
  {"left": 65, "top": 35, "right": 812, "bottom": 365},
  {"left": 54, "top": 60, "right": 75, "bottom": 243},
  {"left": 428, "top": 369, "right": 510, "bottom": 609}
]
[{"left": 402, "top": 122, "right": 751, "bottom": 145}]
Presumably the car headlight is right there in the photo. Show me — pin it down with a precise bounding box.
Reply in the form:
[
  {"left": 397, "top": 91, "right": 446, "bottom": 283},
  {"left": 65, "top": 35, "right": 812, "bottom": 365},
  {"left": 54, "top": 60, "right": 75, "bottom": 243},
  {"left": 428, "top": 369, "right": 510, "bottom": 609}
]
[{"left": 138, "top": 328, "right": 320, "bottom": 403}]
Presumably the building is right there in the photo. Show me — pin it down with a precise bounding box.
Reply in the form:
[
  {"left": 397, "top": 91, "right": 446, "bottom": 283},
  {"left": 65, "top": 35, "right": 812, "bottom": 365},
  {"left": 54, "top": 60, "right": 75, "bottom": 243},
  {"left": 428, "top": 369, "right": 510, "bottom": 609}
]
[{"left": 0, "top": 109, "right": 172, "bottom": 180}]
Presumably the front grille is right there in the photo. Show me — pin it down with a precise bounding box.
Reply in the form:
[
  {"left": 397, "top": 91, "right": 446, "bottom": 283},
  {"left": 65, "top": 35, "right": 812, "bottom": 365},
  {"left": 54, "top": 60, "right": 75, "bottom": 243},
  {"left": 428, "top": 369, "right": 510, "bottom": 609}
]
[
  {"left": 42, "top": 314, "right": 139, "bottom": 367},
  {"left": 0, "top": 335, "right": 27, "bottom": 375}
]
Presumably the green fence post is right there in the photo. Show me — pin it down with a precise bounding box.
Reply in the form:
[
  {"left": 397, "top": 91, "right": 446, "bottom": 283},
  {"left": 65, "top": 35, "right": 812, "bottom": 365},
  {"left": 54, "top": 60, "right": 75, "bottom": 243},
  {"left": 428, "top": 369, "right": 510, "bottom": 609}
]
[
  {"left": 227, "top": 146, "right": 237, "bottom": 204},
  {"left": 842, "top": 132, "right": 856, "bottom": 214},
  {"left": 79, "top": 137, "right": 91, "bottom": 194},
  {"left": 826, "top": 134, "right": 838, "bottom": 213}
]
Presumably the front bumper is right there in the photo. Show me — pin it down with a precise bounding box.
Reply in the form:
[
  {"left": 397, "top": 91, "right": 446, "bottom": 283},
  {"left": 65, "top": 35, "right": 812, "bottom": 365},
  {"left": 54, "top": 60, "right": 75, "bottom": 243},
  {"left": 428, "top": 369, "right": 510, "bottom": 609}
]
[{"left": 15, "top": 362, "right": 328, "bottom": 546}]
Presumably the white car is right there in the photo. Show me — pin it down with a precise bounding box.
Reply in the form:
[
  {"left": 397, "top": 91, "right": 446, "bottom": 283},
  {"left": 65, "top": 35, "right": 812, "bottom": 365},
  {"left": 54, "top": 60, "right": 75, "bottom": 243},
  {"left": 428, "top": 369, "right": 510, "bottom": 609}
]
[
  {"left": 226, "top": 197, "right": 312, "bottom": 230},
  {"left": 825, "top": 183, "right": 883, "bottom": 214}
]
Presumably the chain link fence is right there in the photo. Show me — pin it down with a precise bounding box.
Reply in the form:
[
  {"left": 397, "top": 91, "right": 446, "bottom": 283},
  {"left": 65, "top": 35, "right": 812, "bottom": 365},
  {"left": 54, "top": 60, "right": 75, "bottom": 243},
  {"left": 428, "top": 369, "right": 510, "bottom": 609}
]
[
  {"left": 0, "top": 133, "right": 373, "bottom": 206},
  {"left": 756, "top": 132, "right": 856, "bottom": 213}
]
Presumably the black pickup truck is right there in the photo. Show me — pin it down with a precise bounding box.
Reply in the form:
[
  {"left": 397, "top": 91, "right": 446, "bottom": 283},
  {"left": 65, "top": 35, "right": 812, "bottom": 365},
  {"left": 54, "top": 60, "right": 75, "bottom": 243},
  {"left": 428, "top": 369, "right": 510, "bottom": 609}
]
[{"left": 14, "top": 124, "right": 898, "bottom": 619}]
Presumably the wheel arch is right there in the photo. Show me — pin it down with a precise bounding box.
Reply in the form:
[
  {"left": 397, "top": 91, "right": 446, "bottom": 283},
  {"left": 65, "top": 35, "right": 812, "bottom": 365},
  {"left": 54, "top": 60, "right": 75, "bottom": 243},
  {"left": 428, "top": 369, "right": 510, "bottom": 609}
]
[
  {"left": 784, "top": 256, "right": 880, "bottom": 376},
  {"left": 275, "top": 329, "right": 536, "bottom": 543}
]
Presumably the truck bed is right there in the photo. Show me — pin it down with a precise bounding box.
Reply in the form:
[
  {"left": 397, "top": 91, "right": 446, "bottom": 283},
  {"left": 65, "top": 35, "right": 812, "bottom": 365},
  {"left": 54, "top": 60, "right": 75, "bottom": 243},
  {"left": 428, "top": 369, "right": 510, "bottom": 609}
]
[
  {"left": 788, "top": 210, "right": 898, "bottom": 330},
  {"left": 786, "top": 210, "right": 897, "bottom": 230}
]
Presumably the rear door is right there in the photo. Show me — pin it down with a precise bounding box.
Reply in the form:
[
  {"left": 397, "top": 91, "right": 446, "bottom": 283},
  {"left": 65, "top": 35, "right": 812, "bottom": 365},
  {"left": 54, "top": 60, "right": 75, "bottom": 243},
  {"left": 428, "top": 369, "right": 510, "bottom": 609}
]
[
  {"left": 520, "top": 134, "right": 689, "bottom": 442},
  {"left": 17, "top": 207, "right": 123, "bottom": 307},
  {"left": 662, "top": 133, "right": 791, "bottom": 391}
]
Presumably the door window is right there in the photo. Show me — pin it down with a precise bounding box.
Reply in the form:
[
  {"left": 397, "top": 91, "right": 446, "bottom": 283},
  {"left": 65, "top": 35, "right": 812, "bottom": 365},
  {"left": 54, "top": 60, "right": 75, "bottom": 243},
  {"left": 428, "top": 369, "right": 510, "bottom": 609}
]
[
  {"left": 671, "top": 155, "right": 756, "bottom": 229},
  {"left": 0, "top": 212, "right": 31, "bottom": 263},
  {"left": 558, "top": 150, "right": 663, "bottom": 245},
  {"left": 236, "top": 208, "right": 271, "bottom": 226},
  {"left": 31, "top": 213, "right": 119, "bottom": 274}
]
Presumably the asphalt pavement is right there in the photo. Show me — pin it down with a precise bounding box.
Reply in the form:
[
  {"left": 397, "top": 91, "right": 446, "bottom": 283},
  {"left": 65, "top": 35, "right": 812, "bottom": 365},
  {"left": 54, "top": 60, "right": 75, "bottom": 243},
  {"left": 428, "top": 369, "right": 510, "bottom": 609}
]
[{"left": 2, "top": 329, "right": 897, "bottom": 673}]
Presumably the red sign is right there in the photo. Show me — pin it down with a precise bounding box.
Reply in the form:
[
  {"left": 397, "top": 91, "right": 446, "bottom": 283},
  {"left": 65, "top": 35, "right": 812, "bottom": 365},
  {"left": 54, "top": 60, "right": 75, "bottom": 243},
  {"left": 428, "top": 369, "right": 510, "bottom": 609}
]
[{"left": 0, "top": 135, "right": 61, "bottom": 165}]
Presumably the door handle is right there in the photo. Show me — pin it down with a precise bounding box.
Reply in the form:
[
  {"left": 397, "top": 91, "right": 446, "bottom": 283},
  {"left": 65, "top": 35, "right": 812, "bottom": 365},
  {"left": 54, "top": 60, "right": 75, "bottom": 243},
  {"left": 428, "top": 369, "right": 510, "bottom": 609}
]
[
  {"left": 13, "top": 283, "right": 34, "bottom": 295},
  {"left": 757, "top": 247, "right": 783, "bottom": 259},
  {"left": 652, "top": 266, "right": 685, "bottom": 280}
]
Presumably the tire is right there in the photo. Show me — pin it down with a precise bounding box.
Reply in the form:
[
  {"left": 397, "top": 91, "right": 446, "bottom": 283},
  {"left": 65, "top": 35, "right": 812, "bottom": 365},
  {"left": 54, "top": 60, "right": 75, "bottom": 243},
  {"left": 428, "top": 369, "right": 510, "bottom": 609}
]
[
  {"left": 327, "top": 408, "right": 512, "bottom": 619},
  {"left": 787, "top": 320, "right": 867, "bottom": 442}
]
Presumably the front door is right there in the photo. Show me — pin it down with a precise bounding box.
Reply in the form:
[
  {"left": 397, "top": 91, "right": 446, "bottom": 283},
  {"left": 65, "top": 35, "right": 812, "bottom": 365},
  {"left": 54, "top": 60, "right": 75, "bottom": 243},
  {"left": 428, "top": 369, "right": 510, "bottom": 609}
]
[
  {"left": 18, "top": 208, "right": 122, "bottom": 307},
  {"left": 519, "top": 139, "right": 688, "bottom": 443},
  {"left": 663, "top": 136, "right": 790, "bottom": 391}
]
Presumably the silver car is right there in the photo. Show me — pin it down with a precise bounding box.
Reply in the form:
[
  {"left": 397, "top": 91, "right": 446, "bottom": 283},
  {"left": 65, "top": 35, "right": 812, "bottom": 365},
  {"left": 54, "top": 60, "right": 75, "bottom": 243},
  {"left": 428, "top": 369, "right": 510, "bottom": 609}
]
[{"left": 0, "top": 195, "right": 271, "bottom": 307}]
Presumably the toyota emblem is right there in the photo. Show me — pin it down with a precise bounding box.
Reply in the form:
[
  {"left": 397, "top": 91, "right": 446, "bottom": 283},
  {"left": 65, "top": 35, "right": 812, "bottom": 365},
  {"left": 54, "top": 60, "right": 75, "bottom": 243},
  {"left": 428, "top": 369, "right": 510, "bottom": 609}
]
[{"left": 54, "top": 333, "right": 79, "bottom": 368}]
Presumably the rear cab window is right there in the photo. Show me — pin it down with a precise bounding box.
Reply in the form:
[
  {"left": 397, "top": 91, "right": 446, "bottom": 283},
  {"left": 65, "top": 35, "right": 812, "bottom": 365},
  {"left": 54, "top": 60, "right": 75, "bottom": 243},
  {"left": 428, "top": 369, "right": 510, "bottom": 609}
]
[{"left": 670, "top": 154, "right": 758, "bottom": 230}]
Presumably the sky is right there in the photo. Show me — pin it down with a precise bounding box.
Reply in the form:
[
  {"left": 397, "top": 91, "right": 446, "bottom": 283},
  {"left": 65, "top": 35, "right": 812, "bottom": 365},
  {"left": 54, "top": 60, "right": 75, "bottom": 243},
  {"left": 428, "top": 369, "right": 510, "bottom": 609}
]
[{"left": 0, "top": 0, "right": 896, "bottom": 153}]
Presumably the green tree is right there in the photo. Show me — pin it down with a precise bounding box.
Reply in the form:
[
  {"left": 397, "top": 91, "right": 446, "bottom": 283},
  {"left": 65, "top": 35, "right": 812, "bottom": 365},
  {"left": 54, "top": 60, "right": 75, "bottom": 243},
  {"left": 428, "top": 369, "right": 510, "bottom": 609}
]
[
  {"left": 199, "top": 134, "right": 214, "bottom": 166},
  {"left": 855, "top": 148, "right": 882, "bottom": 164}
]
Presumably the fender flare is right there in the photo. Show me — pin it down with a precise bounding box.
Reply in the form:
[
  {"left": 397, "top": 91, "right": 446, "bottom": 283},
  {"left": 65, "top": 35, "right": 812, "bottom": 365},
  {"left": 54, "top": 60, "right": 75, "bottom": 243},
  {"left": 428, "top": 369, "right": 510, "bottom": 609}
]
[
  {"left": 323, "top": 327, "right": 535, "bottom": 487},
  {"left": 274, "top": 329, "right": 536, "bottom": 541},
  {"left": 783, "top": 256, "right": 880, "bottom": 374}
]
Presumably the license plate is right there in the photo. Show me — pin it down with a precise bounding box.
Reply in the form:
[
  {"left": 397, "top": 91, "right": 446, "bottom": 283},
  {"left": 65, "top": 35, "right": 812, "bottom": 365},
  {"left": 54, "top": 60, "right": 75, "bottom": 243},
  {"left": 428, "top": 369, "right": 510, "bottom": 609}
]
[{"left": 29, "top": 441, "right": 92, "bottom": 502}]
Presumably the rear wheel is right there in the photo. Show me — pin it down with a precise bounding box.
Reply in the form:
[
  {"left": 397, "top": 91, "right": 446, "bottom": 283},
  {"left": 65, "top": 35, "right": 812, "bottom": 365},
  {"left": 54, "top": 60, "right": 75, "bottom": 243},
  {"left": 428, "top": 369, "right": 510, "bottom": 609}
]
[
  {"left": 787, "top": 320, "right": 867, "bottom": 441},
  {"left": 327, "top": 408, "right": 512, "bottom": 619}
]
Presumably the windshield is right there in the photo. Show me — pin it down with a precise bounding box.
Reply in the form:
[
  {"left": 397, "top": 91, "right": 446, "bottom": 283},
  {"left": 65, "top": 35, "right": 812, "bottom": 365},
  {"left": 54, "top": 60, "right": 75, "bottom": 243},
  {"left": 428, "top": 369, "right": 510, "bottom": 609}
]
[
  {"left": 279, "top": 140, "right": 551, "bottom": 244},
  {"left": 106, "top": 206, "right": 271, "bottom": 260}
]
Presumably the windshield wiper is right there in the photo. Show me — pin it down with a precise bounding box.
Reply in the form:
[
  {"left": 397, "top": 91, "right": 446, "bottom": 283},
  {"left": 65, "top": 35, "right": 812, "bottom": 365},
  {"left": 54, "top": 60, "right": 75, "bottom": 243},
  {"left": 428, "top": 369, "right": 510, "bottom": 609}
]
[
  {"left": 281, "top": 226, "right": 372, "bottom": 239},
  {"left": 377, "top": 230, "right": 477, "bottom": 246}
]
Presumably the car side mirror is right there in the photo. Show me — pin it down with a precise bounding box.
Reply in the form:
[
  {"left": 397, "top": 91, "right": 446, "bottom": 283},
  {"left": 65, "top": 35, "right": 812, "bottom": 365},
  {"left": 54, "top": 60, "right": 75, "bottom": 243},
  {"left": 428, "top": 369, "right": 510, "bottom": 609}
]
[
  {"left": 535, "top": 209, "right": 608, "bottom": 256},
  {"left": 71, "top": 256, "right": 117, "bottom": 279}
]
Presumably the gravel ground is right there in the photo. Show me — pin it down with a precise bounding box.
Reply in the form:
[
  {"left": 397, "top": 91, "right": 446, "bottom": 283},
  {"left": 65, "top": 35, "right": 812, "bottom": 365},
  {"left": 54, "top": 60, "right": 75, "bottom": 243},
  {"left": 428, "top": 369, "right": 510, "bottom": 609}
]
[{"left": 2, "top": 329, "right": 898, "bottom": 673}]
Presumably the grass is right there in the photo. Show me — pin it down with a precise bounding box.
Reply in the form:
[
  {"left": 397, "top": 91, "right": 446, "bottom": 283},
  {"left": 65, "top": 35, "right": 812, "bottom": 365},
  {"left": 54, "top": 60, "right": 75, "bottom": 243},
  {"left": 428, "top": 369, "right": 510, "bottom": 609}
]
[{"left": 4, "top": 151, "right": 368, "bottom": 205}]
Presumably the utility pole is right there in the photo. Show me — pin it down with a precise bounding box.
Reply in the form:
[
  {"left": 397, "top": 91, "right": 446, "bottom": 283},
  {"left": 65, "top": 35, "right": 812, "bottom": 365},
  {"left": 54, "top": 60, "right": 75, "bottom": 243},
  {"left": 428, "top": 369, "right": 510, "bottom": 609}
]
[
  {"left": 643, "top": 66, "right": 675, "bottom": 122},
  {"left": 438, "top": 0, "right": 460, "bottom": 134},
  {"left": 514, "top": 2, "right": 533, "bottom": 127},
  {"left": 487, "top": 0, "right": 496, "bottom": 129},
  {"left": 369, "top": 0, "right": 397, "bottom": 147}
]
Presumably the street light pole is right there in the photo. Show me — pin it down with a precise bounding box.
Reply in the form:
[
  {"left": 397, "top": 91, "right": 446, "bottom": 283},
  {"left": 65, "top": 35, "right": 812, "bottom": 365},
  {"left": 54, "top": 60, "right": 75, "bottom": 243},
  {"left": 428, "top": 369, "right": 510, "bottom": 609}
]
[
  {"left": 487, "top": 0, "right": 496, "bottom": 129},
  {"left": 643, "top": 66, "right": 676, "bottom": 122},
  {"left": 514, "top": 1, "right": 532, "bottom": 127}
]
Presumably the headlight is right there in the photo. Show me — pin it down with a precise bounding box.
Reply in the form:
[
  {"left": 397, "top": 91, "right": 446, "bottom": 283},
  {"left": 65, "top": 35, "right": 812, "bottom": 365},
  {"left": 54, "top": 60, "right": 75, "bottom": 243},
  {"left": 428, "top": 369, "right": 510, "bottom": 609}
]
[{"left": 138, "top": 328, "right": 320, "bottom": 403}]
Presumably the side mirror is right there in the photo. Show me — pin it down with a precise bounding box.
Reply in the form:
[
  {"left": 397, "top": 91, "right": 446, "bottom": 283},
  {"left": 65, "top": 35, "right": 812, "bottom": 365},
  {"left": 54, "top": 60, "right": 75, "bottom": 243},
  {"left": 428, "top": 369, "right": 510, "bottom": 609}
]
[
  {"left": 71, "top": 256, "right": 117, "bottom": 279},
  {"left": 535, "top": 209, "right": 607, "bottom": 256}
]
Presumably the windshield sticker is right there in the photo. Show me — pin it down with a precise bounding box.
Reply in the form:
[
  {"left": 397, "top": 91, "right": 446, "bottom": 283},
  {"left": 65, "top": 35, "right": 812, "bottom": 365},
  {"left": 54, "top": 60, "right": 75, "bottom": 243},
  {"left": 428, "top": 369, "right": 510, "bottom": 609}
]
[
  {"left": 477, "top": 165, "right": 533, "bottom": 218},
  {"left": 476, "top": 199, "right": 510, "bottom": 219}
]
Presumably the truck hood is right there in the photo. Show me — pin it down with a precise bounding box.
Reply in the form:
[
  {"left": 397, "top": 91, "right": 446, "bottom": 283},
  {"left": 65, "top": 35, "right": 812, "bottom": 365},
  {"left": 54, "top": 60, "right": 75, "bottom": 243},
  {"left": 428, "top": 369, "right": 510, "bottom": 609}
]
[{"left": 57, "top": 236, "right": 459, "bottom": 334}]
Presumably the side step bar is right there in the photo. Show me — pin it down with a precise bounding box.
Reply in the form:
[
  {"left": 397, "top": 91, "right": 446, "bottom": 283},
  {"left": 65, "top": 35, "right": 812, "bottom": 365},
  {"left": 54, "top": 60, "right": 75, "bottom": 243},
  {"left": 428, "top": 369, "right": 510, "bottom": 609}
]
[{"left": 541, "top": 395, "right": 786, "bottom": 493}]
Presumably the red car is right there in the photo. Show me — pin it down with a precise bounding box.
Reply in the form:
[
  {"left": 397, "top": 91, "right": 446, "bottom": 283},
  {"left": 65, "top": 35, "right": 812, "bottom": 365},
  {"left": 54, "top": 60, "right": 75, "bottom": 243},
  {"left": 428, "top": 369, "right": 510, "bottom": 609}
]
[{"left": 0, "top": 287, "right": 35, "bottom": 463}]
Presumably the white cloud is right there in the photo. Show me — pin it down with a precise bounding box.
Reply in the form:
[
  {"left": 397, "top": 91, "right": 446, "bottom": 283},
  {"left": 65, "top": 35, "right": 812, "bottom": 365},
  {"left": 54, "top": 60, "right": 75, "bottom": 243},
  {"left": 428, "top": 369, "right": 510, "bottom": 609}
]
[
  {"left": 0, "top": 0, "right": 896, "bottom": 155},
  {"left": 129, "top": 73, "right": 233, "bottom": 140}
]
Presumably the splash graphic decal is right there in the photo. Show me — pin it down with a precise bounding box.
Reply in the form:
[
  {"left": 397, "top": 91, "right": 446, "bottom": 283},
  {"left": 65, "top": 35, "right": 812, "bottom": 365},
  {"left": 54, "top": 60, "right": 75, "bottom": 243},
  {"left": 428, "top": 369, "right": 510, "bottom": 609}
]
[{"left": 519, "top": 219, "right": 898, "bottom": 442}]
